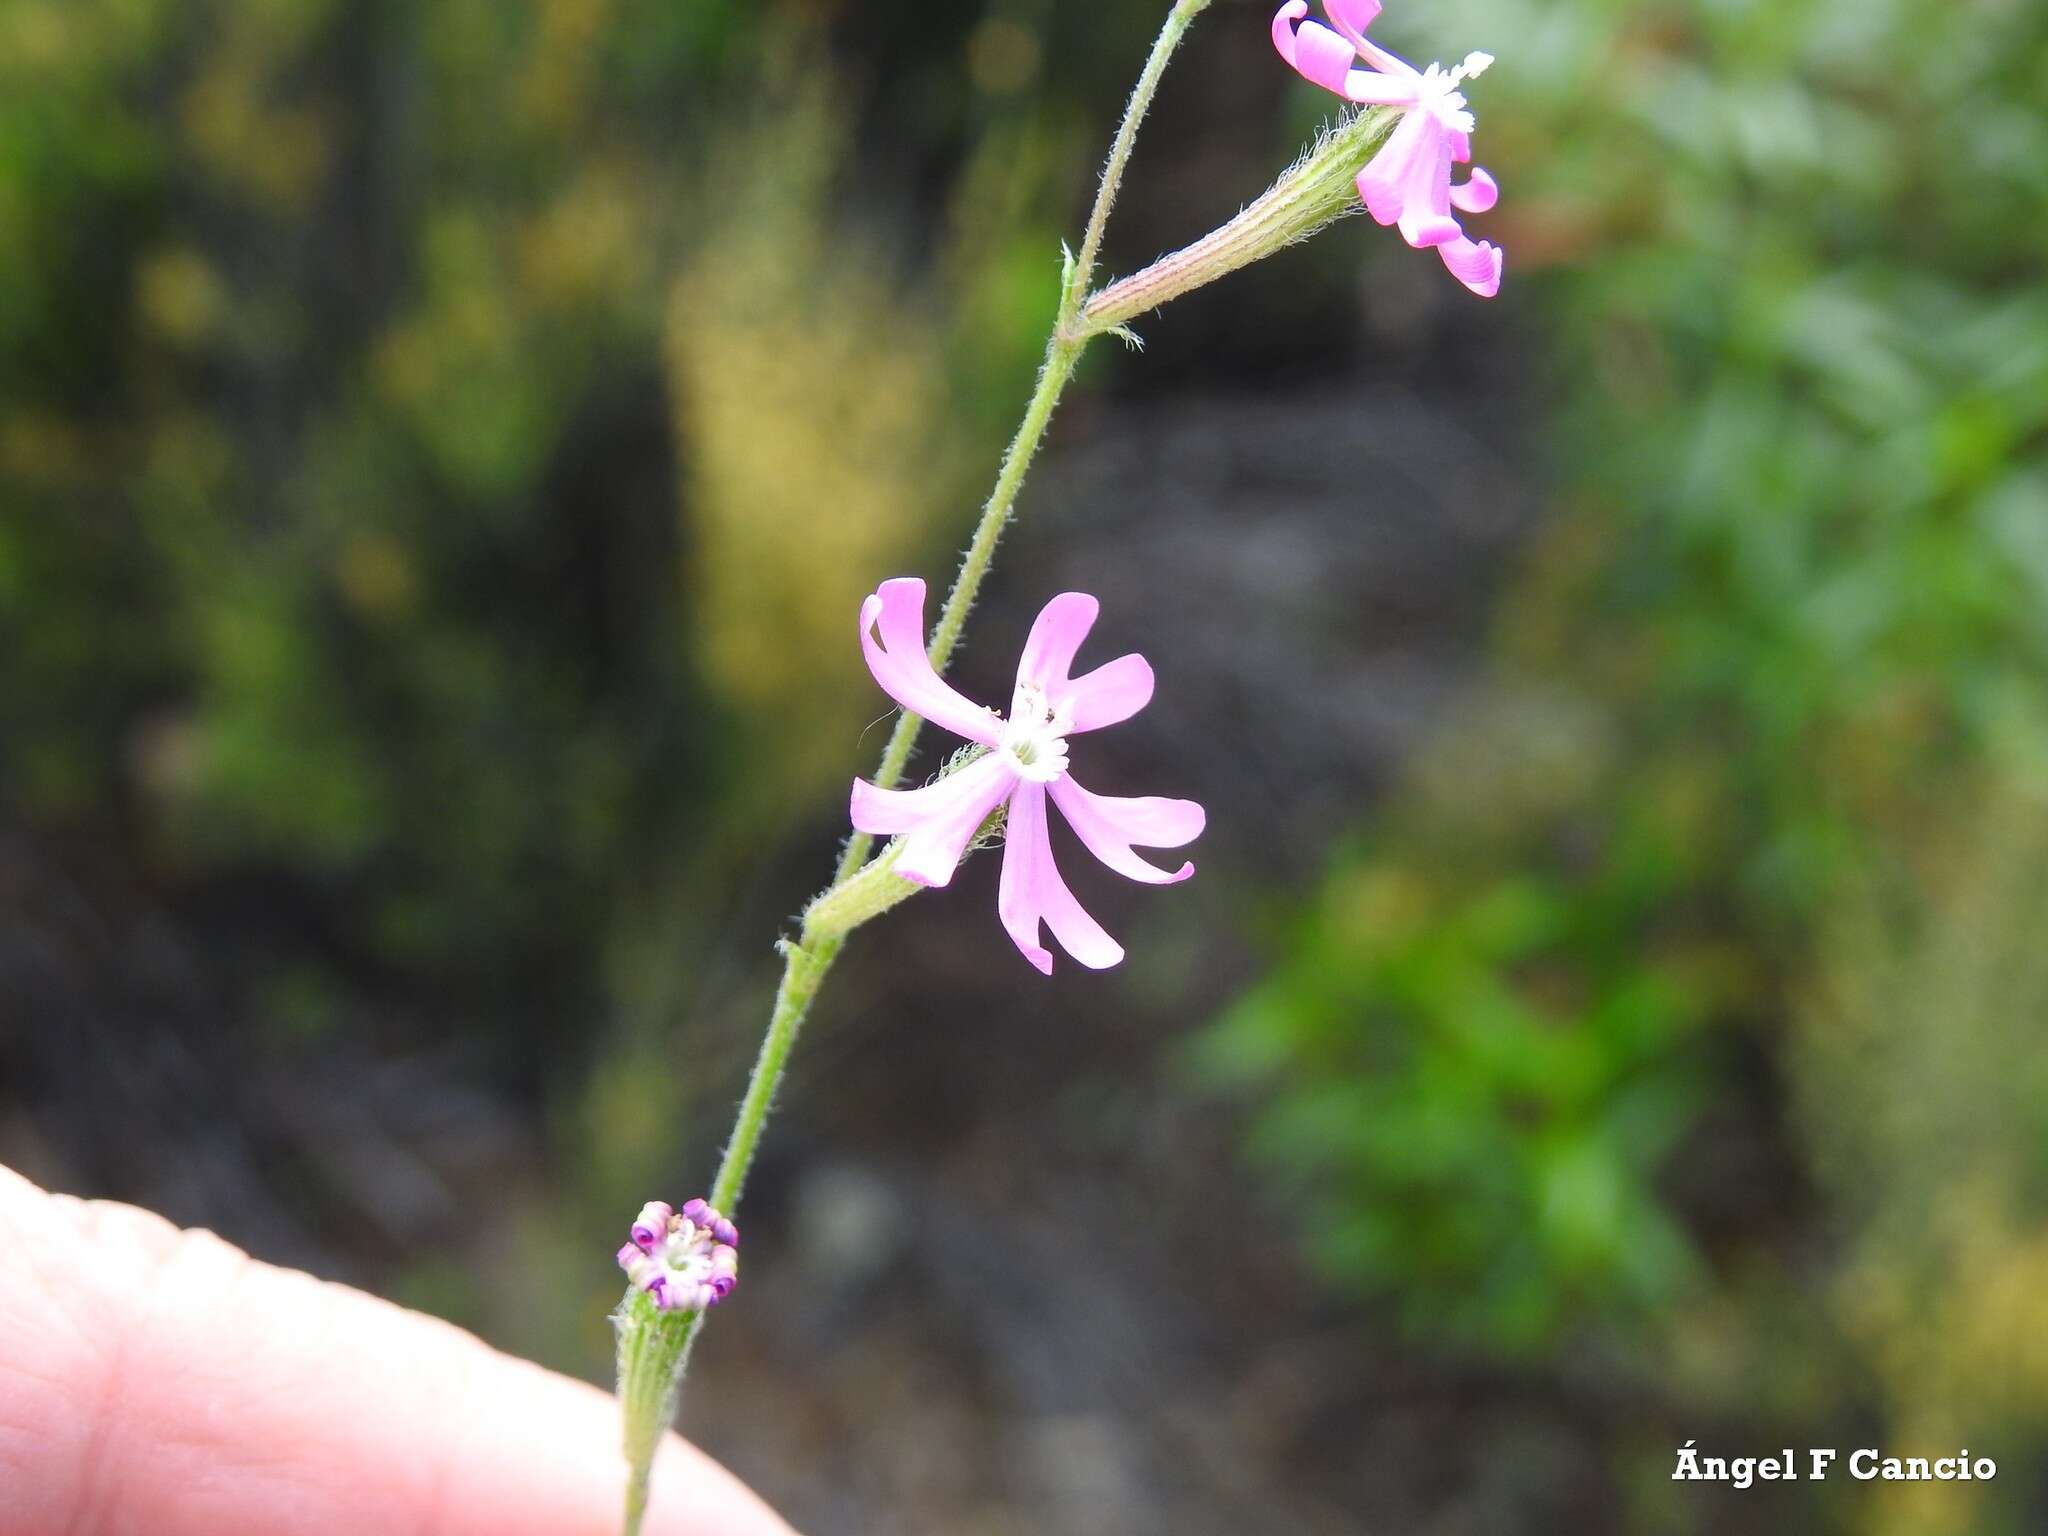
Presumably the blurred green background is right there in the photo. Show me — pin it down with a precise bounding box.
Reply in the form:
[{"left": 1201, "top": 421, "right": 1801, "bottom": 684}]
[{"left": 5, "top": 0, "right": 2047, "bottom": 1530}]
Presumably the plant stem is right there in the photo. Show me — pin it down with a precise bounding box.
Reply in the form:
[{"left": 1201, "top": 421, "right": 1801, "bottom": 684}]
[
  {"left": 1063, "top": 0, "right": 1214, "bottom": 334},
  {"left": 615, "top": 7, "right": 1211, "bottom": 1530},
  {"left": 833, "top": 1, "right": 1210, "bottom": 884},
  {"left": 616, "top": 1292, "right": 696, "bottom": 1536},
  {"left": 708, "top": 936, "right": 831, "bottom": 1212}
]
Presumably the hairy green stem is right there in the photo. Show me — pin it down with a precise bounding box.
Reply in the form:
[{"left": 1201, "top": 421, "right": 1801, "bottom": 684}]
[
  {"left": 1081, "top": 106, "right": 1396, "bottom": 336},
  {"left": 615, "top": 10, "right": 1214, "bottom": 1532},
  {"left": 615, "top": 1291, "right": 695, "bottom": 1536}
]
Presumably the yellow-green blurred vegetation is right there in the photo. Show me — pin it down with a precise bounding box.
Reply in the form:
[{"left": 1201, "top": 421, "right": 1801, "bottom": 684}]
[{"left": 6, "top": 0, "right": 2048, "bottom": 1530}]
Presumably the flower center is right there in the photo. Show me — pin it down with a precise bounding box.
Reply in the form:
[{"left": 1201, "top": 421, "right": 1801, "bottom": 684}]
[
  {"left": 1415, "top": 51, "right": 1491, "bottom": 135},
  {"left": 999, "top": 683, "right": 1071, "bottom": 784}
]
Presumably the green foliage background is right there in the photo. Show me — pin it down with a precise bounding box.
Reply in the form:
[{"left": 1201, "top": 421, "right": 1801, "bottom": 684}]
[{"left": 1195, "top": 1, "right": 2048, "bottom": 1529}]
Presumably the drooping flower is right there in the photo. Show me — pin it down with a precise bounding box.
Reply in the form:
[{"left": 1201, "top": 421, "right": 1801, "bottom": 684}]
[
  {"left": 617, "top": 1198, "right": 739, "bottom": 1312},
  {"left": 849, "top": 578, "right": 1205, "bottom": 974},
  {"left": 1270, "top": 0, "right": 1503, "bottom": 297}
]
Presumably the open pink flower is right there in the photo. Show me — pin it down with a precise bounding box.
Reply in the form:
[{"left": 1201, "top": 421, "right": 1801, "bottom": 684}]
[
  {"left": 1271, "top": 0, "right": 1503, "bottom": 297},
  {"left": 849, "top": 578, "right": 1205, "bottom": 974}
]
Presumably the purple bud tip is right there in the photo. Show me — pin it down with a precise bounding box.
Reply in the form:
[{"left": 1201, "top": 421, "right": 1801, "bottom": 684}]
[{"left": 619, "top": 1195, "right": 740, "bottom": 1314}]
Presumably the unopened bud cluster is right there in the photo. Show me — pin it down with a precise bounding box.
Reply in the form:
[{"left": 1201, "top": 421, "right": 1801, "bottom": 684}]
[{"left": 616, "top": 1198, "right": 739, "bottom": 1313}]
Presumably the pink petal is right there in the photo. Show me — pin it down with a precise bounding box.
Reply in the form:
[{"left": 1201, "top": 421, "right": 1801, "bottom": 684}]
[
  {"left": 1272, "top": 2, "right": 1415, "bottom": 105},
  {"left": 850, "top": 752, "right": 1010, "bottom": 834},
  {"left": 861, "top": 579, "right": 1001, "bottom": 747},
  {"left": 1014, "top": 591, "right": 1155, "bottom": 733},
  {"left": 1447, "top": 129, "right": 1472, "bottom": 163},
  {"left": 1400, "top": 212, "right": 1463, "bottom": 249},
  {"left": 1270, "top": 3, "right": 1358, "bottom": 96},
  {"left": 1062, "top": 653, "right": 1155, "bottom": 734},
  {"left": 1438, "top": 236, "right": 1503, "bottom": 298},
  {"left": 1347, "top": 76, "right": 1425, "bottom": 107},
  {"left": 863, "top": 754, "right": 1016, "bottom": 888},
  {"left": 998, "top": 783, "right": 1124, "bottom": 974},
  {"left": 1047, "top": 775, "right": 1202, "bottom": 885},
  {"left": 1396, "top": 121, "right": 1462, "bottom": 248},
  {"left": 1347, "top": 30, "right": 1418, "bottom": 78},
  {"left": 1355, "top": 109, "right": 1429, "bottom": 226},
  {"left": 1449, "top": 166, "right": 1498, "bottom": 214},
  {"left": 1319, "top": 0, "right": 1381, "bottom": 51},
  {"left": 1014, "top": 591, "right": 1099, "bottom": 698}
]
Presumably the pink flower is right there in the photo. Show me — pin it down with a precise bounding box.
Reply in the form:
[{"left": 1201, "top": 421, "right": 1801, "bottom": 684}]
[
  {"left": 1271, "top": 0, "right": 1503, "bottom": 297},
  {"left": 849, "top": 578, "right": 1205, "bottom": 974}
]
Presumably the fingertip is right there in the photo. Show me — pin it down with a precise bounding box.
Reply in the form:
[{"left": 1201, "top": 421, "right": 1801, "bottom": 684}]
[{"left": 0, "top": 1165, "right": 798, "bottom": 1536}]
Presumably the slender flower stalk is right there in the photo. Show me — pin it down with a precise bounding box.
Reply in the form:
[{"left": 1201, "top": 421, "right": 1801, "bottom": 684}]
[
  {"left": 712, "top": 0, "right": 1216, "bottom": 1233},
  {"left": 611, "top": 8, "right": 1212, "bottom": 1531}
]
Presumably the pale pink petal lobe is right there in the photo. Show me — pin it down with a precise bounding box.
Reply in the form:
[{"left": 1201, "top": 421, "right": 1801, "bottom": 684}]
[
  {"left": 871, "top": 755, "right": 1016, "bottom": 888},
  {"left": 999, "top": 782, "right": 1125, "bottom": 972},
  {"left": 1060, "top": 653, "right": 1155, "bottom": 734},
  {"left": 1015, "top": 591, "right": 1099, "bottom": 698},
  {"left": 1271, "top": 4, "right": 1362, "bottom": 96},
  {"left": 997, "top": 782, "right": 1057, "bottom": 974},
  {"left": 1438, "top": 236, "right": 1503, "bottom": 298},
  {"left": 1400, "top": 212, "right": 1464, "bottom": 249},
  {"left": 861, "top": 579, "right": 1001, "bottom": 746},
  {"left": 1339, "top": 73, "right": 1424, "bottom": 107},
  {"left": 1356, "top": 109, "right": 1429, "bottom": 226},
  {"left": 1449, "top": 166, "right": 1498, "bottom": 213},
  {"left": 1396, "top": 122, "right": 1462, "bottom": 247},
  {"left": 1047, "top": 776, "right": 1203, "bottom": 885},
  {"left": 850, "top": 753, "right": 1010, "bottom": 835},
  {"left": 1320, "top": 0, "right": 1382, "bottom": 51}
]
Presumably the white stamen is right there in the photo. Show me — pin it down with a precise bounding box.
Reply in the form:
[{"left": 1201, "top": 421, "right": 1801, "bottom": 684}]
[
  {"left": 1414, "top": 61, "right": 1478, "bottom": 136},
  {"left": 999, "top": 682, "right": 1072, "bottom": 784},
  {"left": 1453, "top": 51, "right": 1493, "bottom": 85}
]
